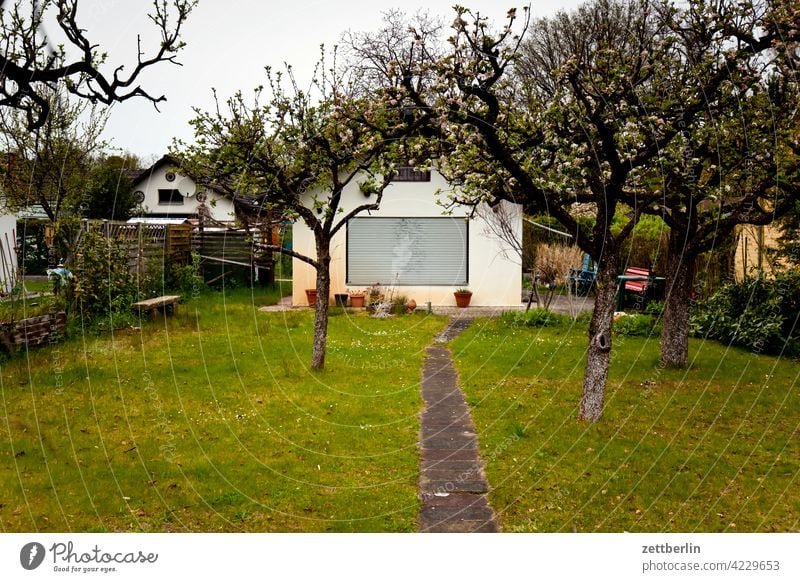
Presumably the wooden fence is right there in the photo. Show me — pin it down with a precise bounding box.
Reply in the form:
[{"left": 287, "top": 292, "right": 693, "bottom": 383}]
[
  {"left": 77, "top": 220, "right": 193, "bottom": 274},
  {"left": 76, "top": 220, "right": 270, "bottom": 285},
  {"left": 193, "top": 226, "right": 261, "bottom": 284}
]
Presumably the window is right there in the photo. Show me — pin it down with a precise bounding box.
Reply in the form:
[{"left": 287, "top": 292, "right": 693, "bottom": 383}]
[
  {"left": 158, "top": 189, "right": 183, "bottom": 205},
  {"left": 392, "top": 166, "right": 431, "bottom": 182},
  {"left": 347, "top": 217, "right": 468, "bottom": 286}
]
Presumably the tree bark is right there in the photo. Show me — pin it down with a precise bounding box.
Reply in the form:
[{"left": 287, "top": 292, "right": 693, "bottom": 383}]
[
  {"left": 660, "top": 250, "right": 696, "bottom": 368},
  {"left": 310, "top": 252, "right": 331, "bottom": 370},
  {"left": 578, "top": 253, "right": 618, "bottom": 423}
]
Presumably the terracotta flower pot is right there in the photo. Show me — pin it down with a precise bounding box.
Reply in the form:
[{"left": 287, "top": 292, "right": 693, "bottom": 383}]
[
  {"left": 305, "top": 289, "right": 317, "bottom": 306},
  {"left": 349, "top": 294, "right": 365, "bottom": 308},
  {"left": 454, "top": 292, "right": 472, "bottom": 308}
]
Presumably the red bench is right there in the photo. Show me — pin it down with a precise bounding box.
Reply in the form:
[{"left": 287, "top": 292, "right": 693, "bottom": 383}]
[
  {"left": 617, "top": 267, "right": 665, "bottom": 311},
  {"left": 622, "top": 267, "right": 652, "bottom": 293}
]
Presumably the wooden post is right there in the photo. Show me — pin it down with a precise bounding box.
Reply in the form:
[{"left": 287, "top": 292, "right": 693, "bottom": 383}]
[{"left": 267, "top": 209, "right": 276, "bottom": 286}]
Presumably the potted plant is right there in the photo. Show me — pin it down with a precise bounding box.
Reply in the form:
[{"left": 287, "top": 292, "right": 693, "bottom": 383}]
[
  {"left": 348, "top": 289, "right": 366, "bottom": 308},
  {"left": 454, "top": 288, "right": 473, "bottom": 308},
  {"left": 305, "top": 288, "right": 317, "bottom": 306}
]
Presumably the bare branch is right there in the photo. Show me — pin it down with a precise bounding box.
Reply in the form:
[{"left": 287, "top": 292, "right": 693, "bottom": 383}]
[{"left": 0, "top": 0, "right": 196, "bottom": 129}]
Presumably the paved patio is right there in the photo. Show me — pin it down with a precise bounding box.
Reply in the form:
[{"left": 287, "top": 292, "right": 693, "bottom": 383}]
[{"left": 259, "top": 294, "right": 595, "bottom": 316}]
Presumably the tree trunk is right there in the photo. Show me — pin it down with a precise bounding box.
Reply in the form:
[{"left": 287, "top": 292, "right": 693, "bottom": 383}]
[
  {"left": 310, "top": 253, "right": 331, "bottom": 370},
  {"left": 578, "top": 254, "right": 618, "bottom": 423},
  {"left": 660, "top": 251, "right": 696, "bottom": 368}
]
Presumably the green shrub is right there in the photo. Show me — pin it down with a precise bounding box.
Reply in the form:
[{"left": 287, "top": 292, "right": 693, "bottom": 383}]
[
  {"left": 167, "top": 252, "right": 205, "bottom": 296},
  {"left": 137, "top": 256, "right": 166, "bottom": 299},
  {"left": 689, "top": 274, "right": 799, "bottom": 355},
  {"left": 391, "top": 295, "right": 408, "bottom": 315},
  {"left": 644, "top": 300, "right": 665, "bottom": 315},
  {"left": 613, "top": 314, "right": 661, "bottom": 337},
  {"left": 73, "top": 229, "right": 137, "bottom": 319},
  {"left": 140, "top": 252, "right": 206, "bottom": 298}
]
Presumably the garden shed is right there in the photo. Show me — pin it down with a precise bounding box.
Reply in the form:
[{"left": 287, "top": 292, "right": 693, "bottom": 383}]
[{"left": 292, "top": 168, "right": 521, "bottom": 307}]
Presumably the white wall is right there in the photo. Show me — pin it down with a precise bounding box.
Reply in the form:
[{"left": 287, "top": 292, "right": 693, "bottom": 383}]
[
  {"left": 0, "top": 213, "right": 18, "bottom": 293},
  {"left": 135, "top": 165, "right": 235, "bottom": 222},
  {"left": 292, "top": 171, "right": 521, "bottom": 307}
]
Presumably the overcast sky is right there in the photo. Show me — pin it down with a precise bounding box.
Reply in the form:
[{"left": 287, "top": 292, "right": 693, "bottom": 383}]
[{"left": 69, "top": 1, "right": 582, "bottom": 163}]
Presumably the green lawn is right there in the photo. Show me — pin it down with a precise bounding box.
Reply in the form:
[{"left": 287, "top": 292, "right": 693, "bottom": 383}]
[
  {"left": 21, "top": 278, "right": 53, "bottom": 295},
  {"left": 0, "top": 288, "right": 448, "bottom": 532},
  {"left": 450, "top": 317, "right": 800, "bottom": 532},
  {"left": 5, "top": 294, "right": 797, "bottom": 533}
]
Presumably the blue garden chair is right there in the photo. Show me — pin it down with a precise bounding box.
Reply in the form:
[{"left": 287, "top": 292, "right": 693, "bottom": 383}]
[{"left": 568, "top": 253, "right": 596, "bottom": 296}]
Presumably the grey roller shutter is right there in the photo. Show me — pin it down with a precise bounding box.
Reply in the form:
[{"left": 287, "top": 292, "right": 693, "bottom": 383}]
[{"left": 347, "top": 217, "right": 468, "bottom": 285}]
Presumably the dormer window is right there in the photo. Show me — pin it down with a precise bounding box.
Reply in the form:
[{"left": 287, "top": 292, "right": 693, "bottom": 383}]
[{"left": 158, "top": 189, "right": 184, "bottom": 205}]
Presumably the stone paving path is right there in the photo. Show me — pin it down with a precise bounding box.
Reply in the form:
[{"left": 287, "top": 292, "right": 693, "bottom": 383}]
[{"left": 418, "top": 318, "right": 499, "bottom": 533}]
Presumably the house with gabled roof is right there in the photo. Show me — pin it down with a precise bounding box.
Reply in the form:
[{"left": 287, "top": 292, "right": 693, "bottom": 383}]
[{"left": 128, "top": 155, "right": 236, "bottom": 224}]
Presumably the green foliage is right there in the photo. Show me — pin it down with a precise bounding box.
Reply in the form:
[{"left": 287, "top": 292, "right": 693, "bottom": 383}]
[
  {"left": 573, "top": 310, "right": 593, "bottom": 326},
  {"left": 609, "top": 211, "right": 629, "bottom": 238},
  {"left": 690, "top": 274, "right": 800, "bottom": 356},
  {"left": 80, "top": 155, "right": 139, "bottom": 220},
  {"left": 391, "top": 295, "right": 408, "bottom": 315},
  {"left": 166, "top": 252, "right": 205, "bottom": 296},
  {"left": 73, "top": 229, "right": 137, "bottom": 320},
  {"left": 644, "top": 300, "right": 665, "bottom": 315},
  {"left": 509, "top": 422, "right": 528, "bottom": 439},
  {"left": 137, "top": 256, "right": 166, "bottom": 300},
  {"left": 357, "top": 177, "right": 380, "bottom": 196},
  {"left": 275, "top": 225, "right": 293, "bottom": 278},
  {"left": 503, "top": 308, "right": 592, "bottom": 328},
  {"left": 626, "top": 214, "right": 668, "bottom": 272},
  {"left": 612, "top": 314, "right": 661, "bottom": 337}
]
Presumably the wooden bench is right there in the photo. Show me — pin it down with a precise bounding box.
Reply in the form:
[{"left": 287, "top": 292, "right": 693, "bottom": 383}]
[{"left": 132, "top": 295, "right": 182, "bottom": 318}]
